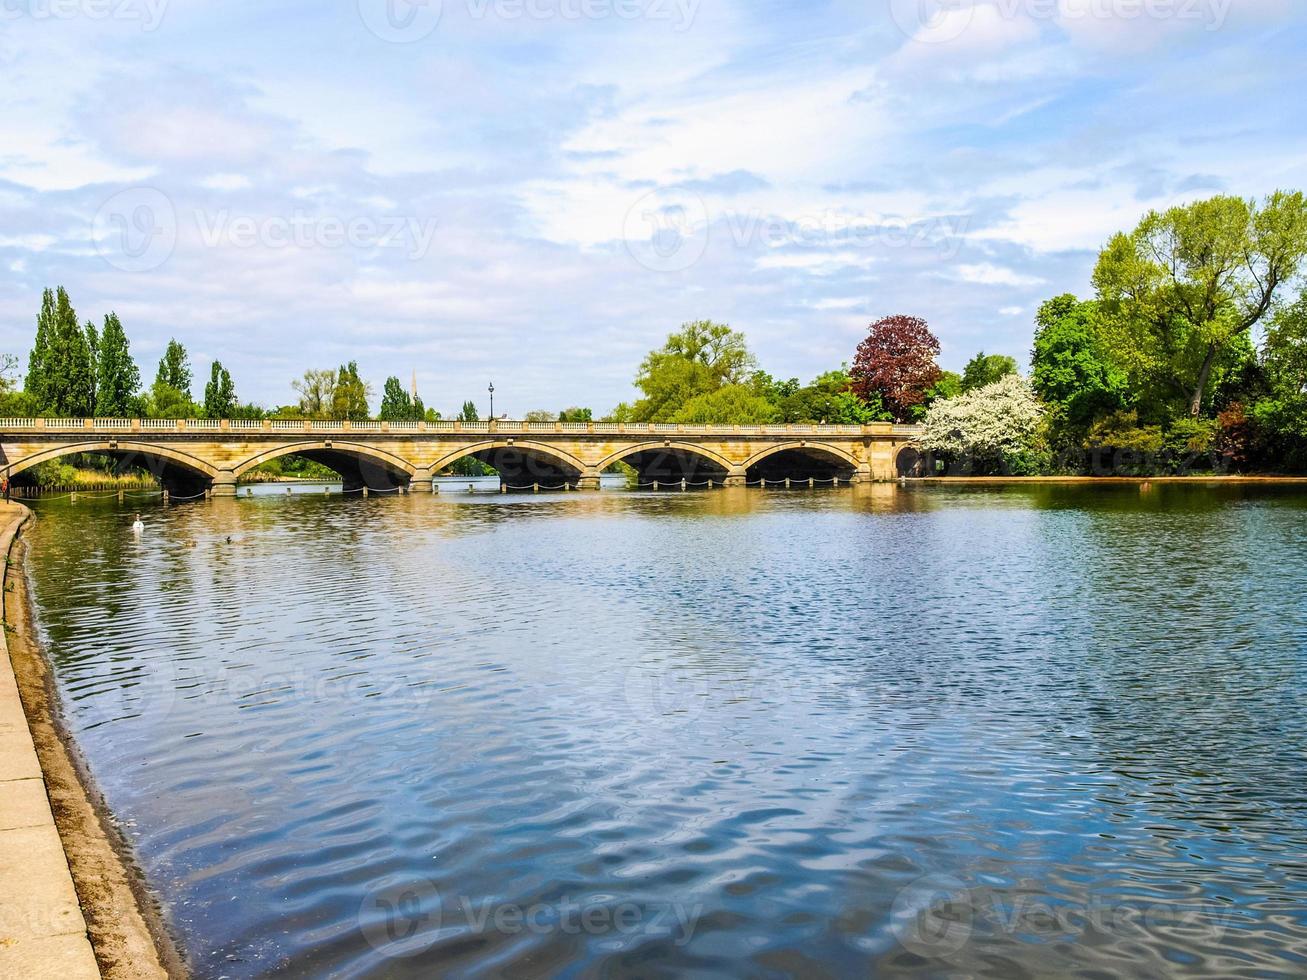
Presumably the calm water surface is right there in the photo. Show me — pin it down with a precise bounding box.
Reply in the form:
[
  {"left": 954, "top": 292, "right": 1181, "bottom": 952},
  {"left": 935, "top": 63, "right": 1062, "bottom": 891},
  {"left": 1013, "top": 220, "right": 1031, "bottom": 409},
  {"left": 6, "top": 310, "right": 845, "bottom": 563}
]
[{"left": 23, "top": 484, "right": 1307, "bottom": 978}]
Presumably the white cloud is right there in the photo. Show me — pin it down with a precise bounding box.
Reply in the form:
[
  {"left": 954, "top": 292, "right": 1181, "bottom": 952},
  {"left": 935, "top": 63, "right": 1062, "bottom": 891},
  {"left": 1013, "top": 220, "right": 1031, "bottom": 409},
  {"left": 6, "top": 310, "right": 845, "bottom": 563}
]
[
  {"left": 200, "top": 173, "right": 253, "bottom": 191},
  {"left": 954, "top": 263, "right": 1046, "bottom": 287}
]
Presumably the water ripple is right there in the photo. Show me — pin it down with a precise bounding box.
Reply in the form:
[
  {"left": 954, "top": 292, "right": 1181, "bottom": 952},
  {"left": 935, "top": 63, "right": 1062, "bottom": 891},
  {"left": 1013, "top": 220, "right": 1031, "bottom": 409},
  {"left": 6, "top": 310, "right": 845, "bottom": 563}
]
[{"left": 21, "top": 484, "right": 1307, "bottom": 977}]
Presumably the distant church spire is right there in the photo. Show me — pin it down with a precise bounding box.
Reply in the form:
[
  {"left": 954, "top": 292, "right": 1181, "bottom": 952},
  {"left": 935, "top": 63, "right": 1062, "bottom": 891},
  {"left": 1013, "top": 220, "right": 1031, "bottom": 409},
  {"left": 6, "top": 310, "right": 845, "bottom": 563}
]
[{"left": 411, "top": 369, "right": 418, "bottom": 400}]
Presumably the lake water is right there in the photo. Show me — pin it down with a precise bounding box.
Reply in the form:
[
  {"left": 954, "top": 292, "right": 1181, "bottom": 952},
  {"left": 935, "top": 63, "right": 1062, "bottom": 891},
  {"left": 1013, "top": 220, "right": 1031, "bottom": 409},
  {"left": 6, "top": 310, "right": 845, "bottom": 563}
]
[{"left": 21, "top": 484, "right": 1307, "bottom": 978}]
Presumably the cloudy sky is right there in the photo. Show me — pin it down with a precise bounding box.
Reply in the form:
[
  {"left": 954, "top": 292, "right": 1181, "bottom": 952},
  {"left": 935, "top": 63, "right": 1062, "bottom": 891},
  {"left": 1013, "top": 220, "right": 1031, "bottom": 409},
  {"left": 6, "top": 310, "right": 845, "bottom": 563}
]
[{"left": 1, "top": 0, "right": 1303, "bottom": 416}]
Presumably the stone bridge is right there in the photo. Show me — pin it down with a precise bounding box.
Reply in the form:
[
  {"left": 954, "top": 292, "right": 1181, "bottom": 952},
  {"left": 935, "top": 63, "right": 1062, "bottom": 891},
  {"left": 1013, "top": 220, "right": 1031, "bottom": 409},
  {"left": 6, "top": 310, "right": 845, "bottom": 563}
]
[{"left": 0, "top": 418, "right": 925, "bottom": 496}]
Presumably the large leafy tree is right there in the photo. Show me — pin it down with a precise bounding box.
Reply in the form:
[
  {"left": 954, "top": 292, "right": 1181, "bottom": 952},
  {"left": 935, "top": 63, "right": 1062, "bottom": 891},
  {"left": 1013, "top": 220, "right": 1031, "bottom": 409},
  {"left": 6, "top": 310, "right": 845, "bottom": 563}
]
[
  {"left": 1093, "top": 192, "right": 1307, "bottom": 417},
  {"left": 155, "top": 338, "right": 193, "bottom": 394},
  {"left": 961, "top": 351, "right": 1017, "bottom": 392},
  {"left": 631, "top": 320, "right": 756, "bottom": 422},
  {"left": 203, "top": 361, "right": 237, "bottom": 418},
  {"left": 43, "top": 287, "right": 95, "bottom": 416},
  {"left": 1030, "top": 295, "right": 1129, "bottom": 442},
  {"left": 95, "top": 313, "right": 140, "bottom": 417},
  {"left": 849, "top": 315, "right": 942, "bottom": 422}
]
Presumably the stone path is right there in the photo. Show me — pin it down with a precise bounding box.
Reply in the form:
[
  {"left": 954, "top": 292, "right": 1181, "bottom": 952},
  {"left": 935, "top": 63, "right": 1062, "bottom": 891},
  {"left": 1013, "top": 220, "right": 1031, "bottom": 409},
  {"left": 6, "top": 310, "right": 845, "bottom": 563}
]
[{"left": 0, "top": 505, "right": 99, "bottom": 978}]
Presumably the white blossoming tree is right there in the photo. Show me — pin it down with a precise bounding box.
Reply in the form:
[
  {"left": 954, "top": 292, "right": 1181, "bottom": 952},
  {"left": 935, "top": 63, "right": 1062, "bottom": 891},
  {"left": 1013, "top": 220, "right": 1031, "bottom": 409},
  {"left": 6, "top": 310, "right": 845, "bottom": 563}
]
[{"left": 920, "top": 374, "right": 1045, "bottom": 473}]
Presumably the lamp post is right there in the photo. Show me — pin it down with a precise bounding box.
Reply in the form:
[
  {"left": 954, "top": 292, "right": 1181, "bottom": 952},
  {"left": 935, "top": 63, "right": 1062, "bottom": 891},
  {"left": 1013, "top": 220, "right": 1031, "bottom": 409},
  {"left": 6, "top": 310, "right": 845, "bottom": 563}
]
[{"left": 488, "top": 381, "right": 495, "bottom": 421}]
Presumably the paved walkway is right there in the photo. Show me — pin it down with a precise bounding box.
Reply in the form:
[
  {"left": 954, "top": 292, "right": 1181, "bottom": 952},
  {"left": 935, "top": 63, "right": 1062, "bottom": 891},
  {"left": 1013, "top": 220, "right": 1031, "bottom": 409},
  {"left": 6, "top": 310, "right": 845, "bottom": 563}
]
[{"left": 0, "top": 504, "right": 99, "bottom": 978}]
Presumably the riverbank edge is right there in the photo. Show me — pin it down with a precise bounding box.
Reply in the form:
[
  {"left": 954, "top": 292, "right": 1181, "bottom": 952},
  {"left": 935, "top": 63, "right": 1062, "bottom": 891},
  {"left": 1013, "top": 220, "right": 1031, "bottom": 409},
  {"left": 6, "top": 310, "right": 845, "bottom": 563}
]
[
  {"left": 907, "top": 475, "right": 1307, "bottom": 484},
  {"left": 1, "top": 504, "right": 186, "bottom": 979}
]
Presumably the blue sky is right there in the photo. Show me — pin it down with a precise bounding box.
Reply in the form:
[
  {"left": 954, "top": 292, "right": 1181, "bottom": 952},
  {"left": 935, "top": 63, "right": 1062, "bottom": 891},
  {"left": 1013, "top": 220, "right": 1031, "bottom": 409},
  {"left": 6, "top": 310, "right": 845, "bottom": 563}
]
[{"left": 1, "top": 0, "right": 1303, "bottom": 416}]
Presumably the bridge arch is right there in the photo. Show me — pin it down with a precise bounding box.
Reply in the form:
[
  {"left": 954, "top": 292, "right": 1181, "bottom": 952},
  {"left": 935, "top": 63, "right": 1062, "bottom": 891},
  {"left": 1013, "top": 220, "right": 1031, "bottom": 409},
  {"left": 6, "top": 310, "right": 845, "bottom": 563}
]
[
  {"left": 895, "top": 445, "right": 933, "bottom": 478},
  {"left": 429, "top": 441, "right": 587, "bottom": 489},
  {"left": 233, "top": 441, "right": 416, "bottom": 491},
  {"left": 2, "top": 440, "right": 217, "bottom": 495},
  {"left": 742, "top": 442, "right": 859, "bottom": 482},
  {"left": 593, "top": 442, "right": 735, "bottom": 484}
]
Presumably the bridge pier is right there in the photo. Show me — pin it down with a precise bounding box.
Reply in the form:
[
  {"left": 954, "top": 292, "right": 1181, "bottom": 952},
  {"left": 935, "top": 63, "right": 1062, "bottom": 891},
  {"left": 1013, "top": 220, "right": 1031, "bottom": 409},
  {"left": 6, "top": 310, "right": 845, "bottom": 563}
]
[
  {"left": 211, "top": 470, "right": 238, "bottom": 497},
  {"left": 410, "top": 468, "right": 435, "bottom": 494},
  {"left": 577, "top": 470, "right": 602, "bottom": 491}
]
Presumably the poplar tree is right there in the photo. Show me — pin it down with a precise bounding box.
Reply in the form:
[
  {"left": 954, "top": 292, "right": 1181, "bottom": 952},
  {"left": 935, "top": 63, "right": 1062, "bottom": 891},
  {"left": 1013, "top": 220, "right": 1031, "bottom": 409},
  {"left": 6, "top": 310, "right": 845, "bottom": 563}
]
[
  {"left": 155, "top": 338, "right": 193, "bottom": 394},
  {"left": 95, "top": 313, "right": 142, "bottom": 417},
  {"left": 43, "top": 288, "right": 95, "bottom": 416},
  {"left": 203, "top": 361, "right": 236, "bottom": 418},
  {"left": 84, "top": 319, "right": 99, "bottom": 412},
  {"left": 25, "top": 288, "right": 56, "bottom": 408},
  {"left": 379, "top": 376, "right": 414, "bottom": 420}
]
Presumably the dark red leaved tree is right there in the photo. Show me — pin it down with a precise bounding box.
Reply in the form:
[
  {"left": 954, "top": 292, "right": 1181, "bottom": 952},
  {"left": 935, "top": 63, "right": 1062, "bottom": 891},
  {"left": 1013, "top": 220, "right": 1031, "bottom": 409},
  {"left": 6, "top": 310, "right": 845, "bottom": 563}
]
[{"left": 850, "top": 315, "right": 942, "bottom": 422}]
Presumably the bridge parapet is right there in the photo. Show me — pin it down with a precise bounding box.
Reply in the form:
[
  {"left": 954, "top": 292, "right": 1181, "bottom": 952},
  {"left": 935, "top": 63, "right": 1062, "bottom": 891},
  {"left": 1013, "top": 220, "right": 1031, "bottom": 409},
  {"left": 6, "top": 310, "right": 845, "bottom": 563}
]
[
  {"left": 0, "top": 418, "right": 925, "bottom": 493},
  {"left": 0, "top": 418, "right": 924, "bottom": 437}
]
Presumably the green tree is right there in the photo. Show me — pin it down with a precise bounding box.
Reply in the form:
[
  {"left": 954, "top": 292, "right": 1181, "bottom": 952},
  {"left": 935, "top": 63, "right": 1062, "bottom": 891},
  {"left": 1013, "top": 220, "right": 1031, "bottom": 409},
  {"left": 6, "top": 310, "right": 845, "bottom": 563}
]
[
  {"left": 1030, "top": 295, "right": 1129, "bottom": 442},
  {"left": 558, "top": 407, "right": 592, "bottom": 422},
  {"left": 25, "top": 288, "right": 56, "bottom": 408},
  {"left": 0, "top": 352, "right": 36, "bottom": 418},
  {"left": 524, "top": 409, "right": 556, "bottom": 422},
  {"left": 670, "top": 384, "right": 779, "bottom": 424},
  {"left": 292, "top": 369, "right": 337, "bottom": 418},
  {"left": 1250, "top": 292, "right": 1307, "bottom": 469},
  {"left": 43, "top": 288, "right": 95, "bottom": 416},
  {"left": 155, "top": 338, "right": 193, "bottom": 394},
  {"left": 772, "top": 369, "right": 891, "bottom": 423},
  {"left": 332, "top": 361, "right": 370, "bottom": 420},
  {"left": 145, "top": 379, "right": 197, "bottom": 419},
  {"left": 203, "top": 361, "right": 237, "bottom": 418},
  {"left": 83, "top": 320, "right": 99, "bottom": 411},
  {"left": 95, "top": 313, "right": 141, "bottom": 417},
  {"left": 459, "top": 400, "right": 479, "bottom": 422},
  {"left": 631, "top": 320, "right": 757, "bottom": 421},
  {"left": 379, "top": 376, "right": 421, "bottom": 421},
  {"left": 1093, "top": 192, "right": 1307, "bottom": 417},
  {"left": 961, "top": 351, "right": 1018, "bottom": 392}
]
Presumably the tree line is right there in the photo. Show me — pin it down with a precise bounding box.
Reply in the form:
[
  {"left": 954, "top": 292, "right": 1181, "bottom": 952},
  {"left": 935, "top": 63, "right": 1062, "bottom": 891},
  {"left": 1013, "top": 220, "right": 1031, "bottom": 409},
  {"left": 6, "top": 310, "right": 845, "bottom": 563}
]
[
  {"left": 7, "top": 191, "right": 1306, "bottom": 475},
  {"left": 606, "top": 191, "right": 1307, "bottom": 475}
]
